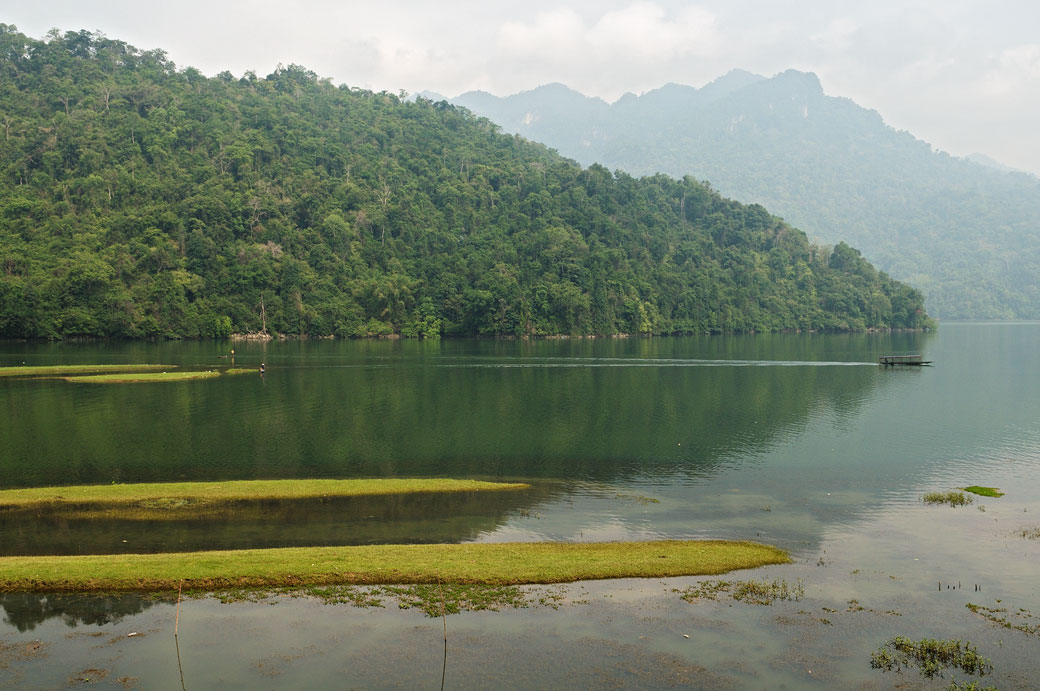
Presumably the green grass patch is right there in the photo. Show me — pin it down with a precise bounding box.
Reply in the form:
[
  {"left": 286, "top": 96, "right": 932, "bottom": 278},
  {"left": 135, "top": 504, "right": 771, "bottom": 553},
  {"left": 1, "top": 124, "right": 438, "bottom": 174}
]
[
  {"left": 0, "top": 478, "right": 531, "bottom": 514},
  {"left": 961, "top": 486, "right": 1004, "bottom": 498},
  {"left": 65, "top": 370, "right": 220, "bottom": 383},
  {"left": 923, "top": 491, "right": 973, "bottom": 507},
  {"left": 0, "top": 364, "right": 174, "bottom": 377},
  {"left": 223, "top": 368, "right": 259, "bottom": 375},
  {"left": 0, "top": 540, "right": 790, "bottom": 593},
  {"left": 870, "top": 636, "right": 992, "bottom": 679}
]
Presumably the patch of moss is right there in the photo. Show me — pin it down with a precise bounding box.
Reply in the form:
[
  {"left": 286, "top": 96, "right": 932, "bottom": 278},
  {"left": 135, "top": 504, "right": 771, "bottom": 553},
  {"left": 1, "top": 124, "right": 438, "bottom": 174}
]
[{"left": 961, "top": 486, "right": 1004, "bottom": 498}]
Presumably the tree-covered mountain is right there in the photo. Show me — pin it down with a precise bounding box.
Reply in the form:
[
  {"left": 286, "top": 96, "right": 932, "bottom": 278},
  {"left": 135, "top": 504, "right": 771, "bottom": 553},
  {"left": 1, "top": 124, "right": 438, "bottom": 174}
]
[
  {"left": 0, "top": 28, "right": 928, "bottom": 340},
  {"left": 450, "top": 70, "right": 1040, "bottom": 320}
]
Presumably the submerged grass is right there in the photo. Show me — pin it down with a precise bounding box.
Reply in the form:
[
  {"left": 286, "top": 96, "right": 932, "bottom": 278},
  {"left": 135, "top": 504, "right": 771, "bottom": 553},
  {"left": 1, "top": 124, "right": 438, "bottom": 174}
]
[
  {"left": 0, "top": 540, "right": 789, "bottom": 593},
  {"left": 966, "top": 602, "right": 1040, "bottom": 637},
  {"left": 674, "top": 577, "right": 804, "bottom": 605},
  {"left": 870, "top": 636, "right": 992, "bottom": 679},
  {"left": 961, "top": 486, "right": 1004, "bottom": 498},
  {"left": 65, "top": 370, "right": 220, "bottom": 383},
  {"left": 0, "top": 364, "right": 174, "bottom": 377},
  {"left": 923, "top": 491, "right": 973, "bottom": 507},
  {"left": 0, "top": 478, "right": 530, "bottom": 513}
]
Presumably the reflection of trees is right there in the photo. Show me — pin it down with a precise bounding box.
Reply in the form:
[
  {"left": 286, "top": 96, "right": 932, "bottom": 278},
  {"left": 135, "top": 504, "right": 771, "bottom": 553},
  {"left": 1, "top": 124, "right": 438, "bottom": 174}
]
[
  {"left": 0, "top": 487, "right": 557, "bottom": 556},
  {"left": 0, "top": 334, "right": 904, "bottom": 489},
  {"left": 0, "top": 592, "right": 159, "bottom": 633}
]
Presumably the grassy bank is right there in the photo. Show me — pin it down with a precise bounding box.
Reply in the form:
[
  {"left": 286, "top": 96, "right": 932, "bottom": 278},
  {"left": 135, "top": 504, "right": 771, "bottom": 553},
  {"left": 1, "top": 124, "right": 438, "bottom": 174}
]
[
  {"left": 0, "top": 478, "right": 531, "bottom": 512},
  {"left": 0, "top": 364, "right": 174, "bottom": 377},
  {"left": 0, "top": 540, "right": 789, "bottom": 592}
]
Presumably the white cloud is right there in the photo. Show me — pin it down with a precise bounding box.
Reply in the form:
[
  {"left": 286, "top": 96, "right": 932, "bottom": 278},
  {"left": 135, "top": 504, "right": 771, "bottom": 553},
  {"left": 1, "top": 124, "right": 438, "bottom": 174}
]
[{"left": 497, "top": 3, "right": 720, "bottom": 74}]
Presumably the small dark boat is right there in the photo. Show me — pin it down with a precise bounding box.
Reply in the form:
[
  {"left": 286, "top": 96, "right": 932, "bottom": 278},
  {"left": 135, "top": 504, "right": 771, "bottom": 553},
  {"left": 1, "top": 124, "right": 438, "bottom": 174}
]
[{"left": 878, "top": 354, "right": 933, "bottom": 366}]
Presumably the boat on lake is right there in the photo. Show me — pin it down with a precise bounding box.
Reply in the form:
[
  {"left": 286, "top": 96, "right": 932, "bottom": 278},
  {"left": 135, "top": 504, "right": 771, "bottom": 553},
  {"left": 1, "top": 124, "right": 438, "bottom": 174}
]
[{"left": 878, "top": 354, "right": 932, "bottom": 366}]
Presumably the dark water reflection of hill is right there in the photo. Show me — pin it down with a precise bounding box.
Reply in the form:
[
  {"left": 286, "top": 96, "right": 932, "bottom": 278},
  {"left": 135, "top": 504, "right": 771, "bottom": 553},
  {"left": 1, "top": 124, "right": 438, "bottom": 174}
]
[{"left": 0, "top": 333, "right": 913, "bottom": 488}]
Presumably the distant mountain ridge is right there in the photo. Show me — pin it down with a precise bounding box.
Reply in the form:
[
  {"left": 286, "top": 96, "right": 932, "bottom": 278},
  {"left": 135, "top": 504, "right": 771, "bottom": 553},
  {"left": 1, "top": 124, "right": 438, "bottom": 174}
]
[{"left": 450, "top": 70, "right": 1040, "bottom": 319}]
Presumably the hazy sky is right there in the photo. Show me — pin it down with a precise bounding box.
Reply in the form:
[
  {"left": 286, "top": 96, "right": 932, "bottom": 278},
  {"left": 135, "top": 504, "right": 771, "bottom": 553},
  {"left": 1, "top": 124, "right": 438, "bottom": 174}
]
[{"left": 6, "top": 1, "right": 1040, "bottom": 174}]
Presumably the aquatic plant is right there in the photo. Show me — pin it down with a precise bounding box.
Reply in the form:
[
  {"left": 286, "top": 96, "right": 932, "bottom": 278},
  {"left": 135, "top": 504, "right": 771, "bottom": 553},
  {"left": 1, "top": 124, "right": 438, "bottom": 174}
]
[
  {"left": 966, "top": 602, "right": 1040, "bottom": 637},
  {"left": 961, "top": 486, "right": 1004, "bottom": 498},
  {"left": 615, "top": 493, "right": 660, "bottom": 505},
  {"left": 675, "top": 577, "right": 804, "bottom": 605},
  {"left": 923, "top": 491, "right": 973, "bottom": 507},
  {"left": 870, "top": 636, "right": 992, "bottom": 679},
  {"left": 1017, "top": 527, "right": 1040, "bottom": 540}
]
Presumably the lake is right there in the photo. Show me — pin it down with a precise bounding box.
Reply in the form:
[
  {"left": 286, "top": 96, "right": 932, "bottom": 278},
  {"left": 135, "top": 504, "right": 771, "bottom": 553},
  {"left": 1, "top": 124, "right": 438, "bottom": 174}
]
[{"left": 2, "top": 323, "right": 1039, "bottom": 688}]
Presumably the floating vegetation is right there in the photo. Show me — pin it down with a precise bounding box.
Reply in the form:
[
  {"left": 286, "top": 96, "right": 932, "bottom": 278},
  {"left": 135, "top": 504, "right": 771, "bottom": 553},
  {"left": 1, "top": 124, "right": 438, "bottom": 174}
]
[
  {"left": 966, "top": 602, "right": 1040, "bottom": 637},
  {"left": 961, "top": 486, "right": 1004, "bottom": 498},
  {"left": 615, "top": 493, "right": 660, "bottom": 505},
  {"left": 0, "top": 540, "right": 789, "bottom": 592},
  {"left": 0, "top": 364, "right": 173, "bottom": 378},
  {"left": 870, "top": 636, "right": 992, "bottom": 679},
  {"left": 675, "top": 578, "right": 804, "bottom": 606},
  {"left": 66, "top": 370, "right": 221, "bottom": 383},
  {"left": 223, "top": 368, "right": 260, "bottom": 376},
  {"left": 0, "top": 478, "right": 530, "bottom": 513},
  {"left": 1015, "top": 527, "right": 1040, "bottom": 540},
  {"left": 923, "top": 491, "right": 973, "bottom": 507}
]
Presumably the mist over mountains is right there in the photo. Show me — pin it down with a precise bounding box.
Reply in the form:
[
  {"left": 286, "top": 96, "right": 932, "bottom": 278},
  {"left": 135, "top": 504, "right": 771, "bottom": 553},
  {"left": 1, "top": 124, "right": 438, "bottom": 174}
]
[{"left": 445, "top": 70, "right": 1040, "bottom": 320}]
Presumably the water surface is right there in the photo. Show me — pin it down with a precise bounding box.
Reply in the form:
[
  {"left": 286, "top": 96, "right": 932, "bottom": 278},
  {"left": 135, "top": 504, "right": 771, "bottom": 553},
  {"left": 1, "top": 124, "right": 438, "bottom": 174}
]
[{"left": 2, "top": 324, "right": 1039, "bottom": 688}]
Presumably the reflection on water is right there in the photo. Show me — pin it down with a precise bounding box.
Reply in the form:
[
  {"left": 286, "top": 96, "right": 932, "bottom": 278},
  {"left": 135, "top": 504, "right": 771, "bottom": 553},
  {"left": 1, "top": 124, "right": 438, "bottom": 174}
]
[
  {"left": 0, "top": 488, "right": 552, "bottom": 556},
  {"left": 0, "top": 593, "right": 159, "bottom": 633},
  {"left": 0, "top": 333, "right": 900, "bottom": 489},
  {"left": 4, "top": 325, "right": 1040, "bottom": 687}
]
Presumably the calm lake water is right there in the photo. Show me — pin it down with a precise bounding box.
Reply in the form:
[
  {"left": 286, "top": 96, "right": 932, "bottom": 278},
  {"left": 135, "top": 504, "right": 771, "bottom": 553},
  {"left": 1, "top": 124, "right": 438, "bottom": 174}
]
[{"left": 2, "top": 323, "right": 1039, "bottom": 688}]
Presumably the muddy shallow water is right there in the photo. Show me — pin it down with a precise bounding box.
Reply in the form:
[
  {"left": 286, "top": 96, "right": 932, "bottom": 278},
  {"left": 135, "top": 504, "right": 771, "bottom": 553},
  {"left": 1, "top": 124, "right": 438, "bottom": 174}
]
[{"left": 2, "top": 323, "right": 1039, "bottom": 688}]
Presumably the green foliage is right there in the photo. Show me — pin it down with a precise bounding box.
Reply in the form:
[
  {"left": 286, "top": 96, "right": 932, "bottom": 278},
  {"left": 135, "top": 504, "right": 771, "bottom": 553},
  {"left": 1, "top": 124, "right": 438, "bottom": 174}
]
[
  {"left": 870, "top": 636, "right": 992, "bottom": 679},
  {"left": 0, "top": 28, "right": 928, "bottom": 339},
  {"left": 454, "top": 72, "right": 1040, "bottom": 319}
]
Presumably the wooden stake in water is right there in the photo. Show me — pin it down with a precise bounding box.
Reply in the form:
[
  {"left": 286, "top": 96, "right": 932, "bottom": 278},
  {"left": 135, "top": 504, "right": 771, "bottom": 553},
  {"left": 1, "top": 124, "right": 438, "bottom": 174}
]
[
  {"left": 175, "top": 579, "right": 182, "bottom": 637},
  {"left": 439, "top": 577, "right": 447, "bottom": 691},
  {"left": 175, "top": 580, "right": 186, "bottom": 691}
]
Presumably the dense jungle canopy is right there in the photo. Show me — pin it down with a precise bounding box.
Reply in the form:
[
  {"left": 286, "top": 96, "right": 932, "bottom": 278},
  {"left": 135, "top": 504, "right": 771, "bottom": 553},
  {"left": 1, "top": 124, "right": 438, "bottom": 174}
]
[{"left": 0, "top": 27, "right": 929, "bottom": 339}]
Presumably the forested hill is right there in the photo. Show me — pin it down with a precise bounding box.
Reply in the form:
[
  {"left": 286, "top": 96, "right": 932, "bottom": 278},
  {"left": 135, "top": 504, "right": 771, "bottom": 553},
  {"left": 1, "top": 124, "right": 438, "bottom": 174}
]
[
  {"left": 0, "top": 28, "right": 928, "bottom": 340},
  {"left": 451, "top": 71, "right": 1040, "bottom": 320}
]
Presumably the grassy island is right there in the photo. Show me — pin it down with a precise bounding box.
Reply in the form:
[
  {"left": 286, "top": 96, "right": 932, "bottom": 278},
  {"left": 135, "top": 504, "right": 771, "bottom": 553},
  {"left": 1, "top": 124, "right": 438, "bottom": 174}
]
[
  {"left": 0, "top": 364, "right": 174, "bottom": 377},
  {"left": 65, "top": 370, "right": 221, "bottom": 383},
  {"left": 0, "top": 478, "right": 530, "bottom": 512},
  {"left": 0, "top": 540, "right": 789, "bottom": 592}
]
